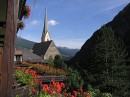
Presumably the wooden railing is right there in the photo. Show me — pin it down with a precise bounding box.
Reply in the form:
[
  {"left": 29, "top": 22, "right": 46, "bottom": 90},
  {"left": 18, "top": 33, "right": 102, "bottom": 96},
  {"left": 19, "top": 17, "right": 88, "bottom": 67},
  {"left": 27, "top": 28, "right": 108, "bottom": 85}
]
[{"left": 37, "top": 75, "right": 66, "bottom": 82}]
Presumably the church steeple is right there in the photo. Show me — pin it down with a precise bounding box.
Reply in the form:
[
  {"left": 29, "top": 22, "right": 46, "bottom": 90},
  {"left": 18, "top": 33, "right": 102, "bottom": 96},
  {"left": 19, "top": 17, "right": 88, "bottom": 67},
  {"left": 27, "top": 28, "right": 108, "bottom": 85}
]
[{"left": 41, "top": 8, "right": 51, "bottom": 42}]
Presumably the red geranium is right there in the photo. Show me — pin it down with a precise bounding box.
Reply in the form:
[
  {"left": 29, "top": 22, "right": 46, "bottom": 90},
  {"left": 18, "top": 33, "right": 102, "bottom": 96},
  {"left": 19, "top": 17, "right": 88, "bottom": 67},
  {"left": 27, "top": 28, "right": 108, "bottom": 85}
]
[
  {"left": 23, "top": 5, "right": 31, "bottom": 19},
  {"left": 18, "top": 21, "right": 25, "bottom": 30}
]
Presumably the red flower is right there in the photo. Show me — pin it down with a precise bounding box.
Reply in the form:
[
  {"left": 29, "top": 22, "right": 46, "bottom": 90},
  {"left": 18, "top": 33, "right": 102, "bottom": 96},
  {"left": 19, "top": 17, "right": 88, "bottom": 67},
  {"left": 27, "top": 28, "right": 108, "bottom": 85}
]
[
  {"left": 33, "top": 74, "right": 37, "bottom": 78},
  {"left": 16, "top": 67, "right": 21, "bottom": 71},
  {"left": 29, "top": 80, "right": 34, "bottom": 85},
  {"left": 30, "top": 88, "right": 37, "bottom": 93},
  {"left": 71, "top": 95, "right": 75, "bottom": 97},
  {"left": 47, "top": 88, "right": 54, "bottom": 94},
  {"left": 73, "top": 91, "right": 78, "bottom": 97},
  {"left": 24, "top": 5, "right": 31, "bottom": 18},
  {"left": 63, "top": 92, "right": 68, "bottom": 96},
  {"left": 43, "top": 84, "right": 49, "bottom": 92},
  {"left": 25, "top": 70, "right": 29, "bottom": 75},
  {"left": 39, "top": 81, "right": 43, "bottom": 86},
  {"left": 18, "top": 21, "right": 25, "bottom": 30},
  {"left": 79, "top": 86, "right": 83, "bottom": 93},
  {"left": 60, "top": 82, "right": 65, "bottom": 88},
  {"left": 83, "top": 92, "right": 90, "bottom": 97}
]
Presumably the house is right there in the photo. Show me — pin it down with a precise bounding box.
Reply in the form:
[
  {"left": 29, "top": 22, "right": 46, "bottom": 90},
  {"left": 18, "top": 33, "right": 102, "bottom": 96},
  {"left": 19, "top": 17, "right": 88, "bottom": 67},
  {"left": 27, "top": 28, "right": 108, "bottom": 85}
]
[
  {"left": 14, "top": 50, "right": 23, "bottom": 62},
  {"left": 33, "top": 9, "right": 60, "bottom": 61},
  {"left": 15, "top": 46, "right": 47, "bottom": 63}
]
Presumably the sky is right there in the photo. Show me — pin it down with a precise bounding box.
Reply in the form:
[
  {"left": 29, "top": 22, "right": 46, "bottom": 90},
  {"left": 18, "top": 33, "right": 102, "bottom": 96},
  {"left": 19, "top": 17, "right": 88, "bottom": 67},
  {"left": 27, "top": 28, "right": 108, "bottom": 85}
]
[{"left": 17, "top": 0, "right": 130, "bottom": 49}]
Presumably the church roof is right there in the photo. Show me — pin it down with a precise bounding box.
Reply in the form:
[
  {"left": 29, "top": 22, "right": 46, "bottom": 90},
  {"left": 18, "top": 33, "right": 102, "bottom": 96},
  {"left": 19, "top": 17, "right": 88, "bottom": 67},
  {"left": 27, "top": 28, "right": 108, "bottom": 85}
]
[
  {"left": 43, "top": 8, "right": 48, "bottom": 35},
  {"left": 41, "top": 8, "right": 51, "bottom": 42},
  {"left": 33, "top": 40, "right": 52, "bottom": 56},
  {"left": 15, "top": 46, "right": 43, "bottom": 61}
]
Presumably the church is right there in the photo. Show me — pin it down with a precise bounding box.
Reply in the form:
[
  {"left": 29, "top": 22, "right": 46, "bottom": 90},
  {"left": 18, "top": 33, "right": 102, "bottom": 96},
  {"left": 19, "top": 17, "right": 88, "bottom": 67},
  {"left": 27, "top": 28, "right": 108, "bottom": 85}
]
[{"left": 33, "top": 9, "right": 60, "bottom": 61}]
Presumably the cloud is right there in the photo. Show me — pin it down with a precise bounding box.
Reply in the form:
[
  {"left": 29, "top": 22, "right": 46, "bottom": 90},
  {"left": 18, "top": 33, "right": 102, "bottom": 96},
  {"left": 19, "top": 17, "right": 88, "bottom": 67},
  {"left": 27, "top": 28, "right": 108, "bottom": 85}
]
[
  {"left": 48, "top": 20, "right": 59, "bottom": 26},
  {"left": 30, "top": 20, "right": 40, "bottom": 25},
  {"left": 103, "top": 0, "right": 130, "bottom": 11}
]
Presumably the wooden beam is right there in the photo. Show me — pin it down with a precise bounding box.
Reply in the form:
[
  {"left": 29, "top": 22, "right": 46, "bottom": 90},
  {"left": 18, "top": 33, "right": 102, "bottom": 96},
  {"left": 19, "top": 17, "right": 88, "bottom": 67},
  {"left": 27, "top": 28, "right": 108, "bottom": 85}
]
[
  {"left": 0, "top": 0, "right": 18, "bottom": 96},
  {"left": 0, "top": 48, "right": 3, "bottom": 92}
]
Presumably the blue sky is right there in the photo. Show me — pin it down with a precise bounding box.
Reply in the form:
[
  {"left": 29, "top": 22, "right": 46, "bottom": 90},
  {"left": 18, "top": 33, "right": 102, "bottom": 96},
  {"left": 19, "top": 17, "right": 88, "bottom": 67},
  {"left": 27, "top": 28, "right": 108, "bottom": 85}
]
[{"left": 17, "top": 0, "right": 130, "bottom": 49}]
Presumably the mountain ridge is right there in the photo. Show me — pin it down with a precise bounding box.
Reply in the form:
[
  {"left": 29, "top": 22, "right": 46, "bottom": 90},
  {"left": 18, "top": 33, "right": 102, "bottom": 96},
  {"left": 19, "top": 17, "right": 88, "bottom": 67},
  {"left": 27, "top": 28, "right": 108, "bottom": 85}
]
[
  {"left": 16, "top": 37, "right": 79, "bottom": 60},
  {"left": 70, "top": 3, "right": 130, "bottom": 65}
]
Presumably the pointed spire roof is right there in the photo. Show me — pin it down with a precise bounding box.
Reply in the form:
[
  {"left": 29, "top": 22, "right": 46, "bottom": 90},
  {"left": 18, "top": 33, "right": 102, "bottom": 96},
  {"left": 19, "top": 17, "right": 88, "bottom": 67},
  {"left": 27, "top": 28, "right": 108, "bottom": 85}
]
[
  {"left": 42, "top": 8, "right": 48, "bottom": 34},
  {"left": 43, "top": 8, "right": 48, "bottom": 34},
  {"left": 41, "top": 8, "right": 51, "bottom": 42}
]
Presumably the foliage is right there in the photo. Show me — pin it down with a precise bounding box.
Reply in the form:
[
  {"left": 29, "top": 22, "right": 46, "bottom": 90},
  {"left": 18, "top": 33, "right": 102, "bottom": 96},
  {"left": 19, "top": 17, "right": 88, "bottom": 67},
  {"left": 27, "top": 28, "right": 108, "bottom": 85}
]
[
  {"left": 81, "top": 26, "right": 129, "bottom": 97},
  {"left": 66, "top": 68, "right": 84, "bottom": 91},
  {"left": 94, "top": 26, "right": 129, "bottom": 96},
  {"left": 70, "top": 4, "right": 130, "bottom": 96},
  {"left": 87, "top": 89, "right": 112, "bottom": 97},
  {"left": 14, "top": 67, "right": 37, "bottom": 87},
  {"left": 14, "top": 65, "right": 112, "bottom": 97},
  {"left": 48, "top": 56, "right": 54, "bottom": 67},
  {"left": 17, "top": 21, "right": 25, "bottom": 30},
  {"left": 54, "top": 54, "right": 68, "bottom": 71},
  {"left": 21, "top": 62, "right": 67, "bottom": 75},
  {"left": 23, "top": 5, "right": 31, "bottom": 19},
  {"left": 15, "top": 67, "right": 90, "bottom": 97}
]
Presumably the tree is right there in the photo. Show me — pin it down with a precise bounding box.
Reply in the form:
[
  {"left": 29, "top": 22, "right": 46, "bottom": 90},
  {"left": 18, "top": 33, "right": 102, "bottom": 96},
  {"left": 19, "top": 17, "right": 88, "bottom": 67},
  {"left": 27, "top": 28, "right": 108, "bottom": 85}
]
[
  {"left": 48, "top": 56, "right": 54, "bottom": 67},
  {"left": 66, "top": 68, "right": 84, "bottom": 91},
  {"left": 54, "top": 54, "right": 67, "bottom": 71},
  {"left": 85, "top": 26, "right": 129, "bottom": 97}
]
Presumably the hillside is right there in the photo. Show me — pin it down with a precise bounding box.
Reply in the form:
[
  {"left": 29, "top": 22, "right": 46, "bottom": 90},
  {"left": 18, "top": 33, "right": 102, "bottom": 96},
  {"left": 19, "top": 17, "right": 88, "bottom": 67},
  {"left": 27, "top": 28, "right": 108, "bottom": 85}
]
[
  {"left": 16, "top": 37, "right": 79, "bottom": 60},
  {"left": 70, "top": 3, "right": 130, "bottom": 65},
  {"left": 16, "top": 36, "right": 35, "bottom": 50},
  {"left": 69, "top": 3, "right": 130, "bottom": 96}
]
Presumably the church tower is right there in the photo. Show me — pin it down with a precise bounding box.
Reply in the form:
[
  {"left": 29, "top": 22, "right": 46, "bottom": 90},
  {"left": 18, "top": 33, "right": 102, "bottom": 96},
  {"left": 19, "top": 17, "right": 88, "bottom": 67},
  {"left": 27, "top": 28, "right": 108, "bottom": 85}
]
[
  {"left": 33, "top": 8, "right": 60, "bottom": 61},
  {"left": 41, "top": 9, "right": 51, "bottom": 42}
]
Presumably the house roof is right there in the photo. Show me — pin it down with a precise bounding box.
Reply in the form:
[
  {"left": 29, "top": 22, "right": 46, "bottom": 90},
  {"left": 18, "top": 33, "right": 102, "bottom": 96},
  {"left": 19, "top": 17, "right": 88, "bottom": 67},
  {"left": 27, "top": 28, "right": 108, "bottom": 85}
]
[
  {"left": 16, "top": 46, "right": 43, "bottom": 61},
  {"left": 33, "top": 40, "right": 52, "bottom": 56},
  {"left": 15, "top": 50, "right": 22, "bottom": 55}
]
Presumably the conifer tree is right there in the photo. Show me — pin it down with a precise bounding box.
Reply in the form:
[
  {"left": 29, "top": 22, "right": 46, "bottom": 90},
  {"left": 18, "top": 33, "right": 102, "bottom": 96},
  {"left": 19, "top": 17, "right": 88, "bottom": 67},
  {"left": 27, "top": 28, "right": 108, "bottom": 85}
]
[{"left": 89, "top": 26, "right": 129, "bottom": 97}]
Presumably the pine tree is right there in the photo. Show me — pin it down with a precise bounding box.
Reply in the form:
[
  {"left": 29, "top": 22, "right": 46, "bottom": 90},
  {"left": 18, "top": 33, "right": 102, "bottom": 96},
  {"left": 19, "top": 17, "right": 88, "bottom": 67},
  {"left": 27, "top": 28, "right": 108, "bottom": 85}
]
[{"left": 89, "top": 26, "right": 129, "bottom": 97}]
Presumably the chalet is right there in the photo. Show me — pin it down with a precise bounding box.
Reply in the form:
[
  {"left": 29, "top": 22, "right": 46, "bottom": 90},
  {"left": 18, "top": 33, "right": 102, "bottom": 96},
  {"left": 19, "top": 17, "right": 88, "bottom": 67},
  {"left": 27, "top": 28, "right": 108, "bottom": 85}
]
[{"left": 33, "top": 9, "right": 60, "bottom": 61}]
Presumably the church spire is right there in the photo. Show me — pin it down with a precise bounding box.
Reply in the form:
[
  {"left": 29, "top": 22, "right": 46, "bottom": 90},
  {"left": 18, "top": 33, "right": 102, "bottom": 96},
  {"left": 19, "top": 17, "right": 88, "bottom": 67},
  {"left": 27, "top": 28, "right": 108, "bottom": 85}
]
[{"left": 41, "top": 8, "right": 51, "bottom": 42}]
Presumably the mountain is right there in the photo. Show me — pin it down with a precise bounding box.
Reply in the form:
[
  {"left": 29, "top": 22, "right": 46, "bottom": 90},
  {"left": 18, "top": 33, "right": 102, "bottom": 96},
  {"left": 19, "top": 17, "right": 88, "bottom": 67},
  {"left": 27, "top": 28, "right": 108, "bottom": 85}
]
[
  {"left": 58, "top": 47, "right": 79, "bottom": 57},
  {"left": 16, "top": 36, "right": 35, "bottom": 50},
  {"left": 70, "top": 3, "right": 130, "bottom": 66},
  {"left": 16, "top": 37, "right": 79, "bottom": 60},
  {"left": 69, "top": 3, "right": 130, "bottom": 96}
]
